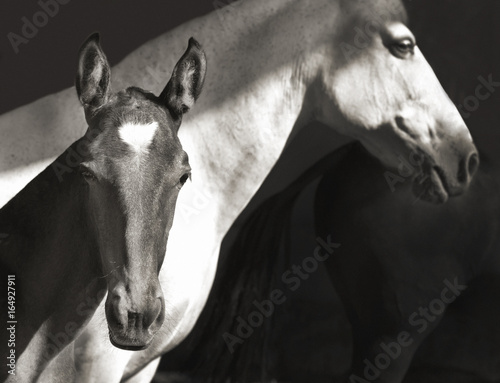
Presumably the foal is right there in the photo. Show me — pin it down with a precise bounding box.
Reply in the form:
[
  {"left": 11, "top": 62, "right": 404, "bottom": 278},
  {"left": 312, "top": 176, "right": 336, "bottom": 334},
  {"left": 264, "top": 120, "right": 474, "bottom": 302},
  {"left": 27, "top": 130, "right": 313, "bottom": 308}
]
[{"left": 0, "top": 33, "right": 206, "bottom": 382}]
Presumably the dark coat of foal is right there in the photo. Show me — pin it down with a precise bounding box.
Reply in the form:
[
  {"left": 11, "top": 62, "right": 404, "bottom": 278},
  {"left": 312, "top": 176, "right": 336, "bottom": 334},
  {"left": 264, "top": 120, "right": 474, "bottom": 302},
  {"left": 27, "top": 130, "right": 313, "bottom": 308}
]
[{"left": 0, "top": 33, "right": 206, "bottom": 381}]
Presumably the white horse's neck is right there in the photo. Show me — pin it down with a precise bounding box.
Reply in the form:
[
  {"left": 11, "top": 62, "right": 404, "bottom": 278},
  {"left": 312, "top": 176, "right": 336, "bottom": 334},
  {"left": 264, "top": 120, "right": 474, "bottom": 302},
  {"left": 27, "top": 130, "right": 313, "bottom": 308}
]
[
  {"left": 110, "top": 0, "right": 340, "bottom": 234},
  {"left": 113, "top": 0, "right": 352, "bottom": 350}
]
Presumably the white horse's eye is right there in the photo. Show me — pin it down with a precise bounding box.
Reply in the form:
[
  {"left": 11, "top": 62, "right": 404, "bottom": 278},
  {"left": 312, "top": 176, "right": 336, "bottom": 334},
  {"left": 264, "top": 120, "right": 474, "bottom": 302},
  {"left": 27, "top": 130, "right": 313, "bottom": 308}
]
[{"left": 391, "top": 39, "right": 415, "bottom": 59}]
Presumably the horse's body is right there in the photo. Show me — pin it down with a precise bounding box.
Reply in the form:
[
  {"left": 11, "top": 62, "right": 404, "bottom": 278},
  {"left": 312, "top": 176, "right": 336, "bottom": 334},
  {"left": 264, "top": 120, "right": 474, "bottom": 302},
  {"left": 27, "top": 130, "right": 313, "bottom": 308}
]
[
  {"left": 0, "top": 34, "right": 206, "bottom": 382},
  {"left": 1, "top": 0, "right": 478, "bottom": 381}
]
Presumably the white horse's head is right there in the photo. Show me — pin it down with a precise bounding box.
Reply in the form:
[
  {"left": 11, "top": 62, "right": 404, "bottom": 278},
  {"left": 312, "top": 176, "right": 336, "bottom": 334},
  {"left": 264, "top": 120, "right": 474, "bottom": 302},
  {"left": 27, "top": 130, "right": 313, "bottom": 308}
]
[{"left": 314, "top": 0, "right": 478, "bottom": 203}]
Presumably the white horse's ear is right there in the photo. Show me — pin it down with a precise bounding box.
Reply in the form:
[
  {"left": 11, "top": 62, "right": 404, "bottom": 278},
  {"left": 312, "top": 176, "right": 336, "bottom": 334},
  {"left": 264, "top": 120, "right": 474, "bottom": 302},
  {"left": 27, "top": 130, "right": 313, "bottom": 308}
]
[
  {"left": 75, "top": 32, "right": 111, "bottom": 120},
  {"left": 160, "top": 37, "right": 207, "bottom": 117}
]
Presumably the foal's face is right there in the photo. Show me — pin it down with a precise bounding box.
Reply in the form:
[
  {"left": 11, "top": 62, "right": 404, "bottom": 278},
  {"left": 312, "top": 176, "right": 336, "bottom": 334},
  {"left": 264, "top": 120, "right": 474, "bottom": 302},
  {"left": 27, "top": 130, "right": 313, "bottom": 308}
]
[
  {"left": 76, "top": 34, "right": 206, "bottom": 349},
  {"left": 316, "top": 0, "right": 478, "bottom": 203},
  {"left": 82, "top": 90, "right": 190, "bottom": 348}
]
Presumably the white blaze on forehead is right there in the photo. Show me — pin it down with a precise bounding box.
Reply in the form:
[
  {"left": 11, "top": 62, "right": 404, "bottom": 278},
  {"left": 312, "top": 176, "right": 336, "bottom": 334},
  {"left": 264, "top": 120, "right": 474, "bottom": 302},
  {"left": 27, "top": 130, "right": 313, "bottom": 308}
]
[{"left": 119, "top": 122, "right": 158, "bottom": 152}]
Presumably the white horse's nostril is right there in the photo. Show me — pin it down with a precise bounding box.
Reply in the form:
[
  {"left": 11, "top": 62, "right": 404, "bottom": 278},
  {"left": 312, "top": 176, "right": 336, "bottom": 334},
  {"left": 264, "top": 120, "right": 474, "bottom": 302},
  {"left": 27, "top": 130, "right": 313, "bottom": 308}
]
[
  {"left": 468, "top": 152, "right": 480, "bottom": 179},
  {"left": 457, "top": 152, "right": 479, "bottom": 185}
]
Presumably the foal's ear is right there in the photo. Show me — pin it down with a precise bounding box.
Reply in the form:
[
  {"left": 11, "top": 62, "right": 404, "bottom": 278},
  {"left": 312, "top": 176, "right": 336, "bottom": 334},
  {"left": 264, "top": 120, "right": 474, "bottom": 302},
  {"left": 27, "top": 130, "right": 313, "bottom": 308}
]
[
  {"left": 75, "top": 33, "right": 111, "bottom": 120},
  {"left": 160, "top": 38, "right": 207, "bottom": 118}
]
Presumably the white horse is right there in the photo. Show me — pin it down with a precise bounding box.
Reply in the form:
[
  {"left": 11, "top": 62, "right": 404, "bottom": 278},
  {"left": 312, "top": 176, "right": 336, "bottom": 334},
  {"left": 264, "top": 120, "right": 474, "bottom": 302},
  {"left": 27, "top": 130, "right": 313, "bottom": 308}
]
[{"left": 0, "top": 0, "right": 477, "bottom": 381}]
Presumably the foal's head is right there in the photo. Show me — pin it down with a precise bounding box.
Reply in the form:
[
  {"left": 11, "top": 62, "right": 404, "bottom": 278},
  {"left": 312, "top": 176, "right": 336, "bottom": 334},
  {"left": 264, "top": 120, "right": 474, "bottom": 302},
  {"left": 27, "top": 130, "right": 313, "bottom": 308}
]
[{"left": 75, "top": 34, "right": 206, "bottom": 350}]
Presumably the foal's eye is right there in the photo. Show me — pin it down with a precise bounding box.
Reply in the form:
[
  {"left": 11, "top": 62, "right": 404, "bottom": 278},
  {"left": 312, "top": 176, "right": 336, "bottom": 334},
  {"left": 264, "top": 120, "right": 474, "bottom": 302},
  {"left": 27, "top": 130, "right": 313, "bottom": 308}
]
[
  {"left": 391, "top": 39, "right": 415, "bottom": 58},
  {"left": 179, "top": 173, "right": 191, "bottom": 187},
  {"left": 79, "top": 165, "right": 96, "bottom": 181}
]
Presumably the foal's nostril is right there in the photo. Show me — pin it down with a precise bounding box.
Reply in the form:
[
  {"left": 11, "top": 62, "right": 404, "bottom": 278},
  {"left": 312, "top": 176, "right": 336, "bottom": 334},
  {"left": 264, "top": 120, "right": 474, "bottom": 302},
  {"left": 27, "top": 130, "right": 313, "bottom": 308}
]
[
  {"left": 457, "top": 152, "right": 480, "bottom": 185},
  {"left": 127, "top": 298, "right": 163, "bottom": 332},
  {"left": 154, "top": 297, "right": 165, "bottom": 324},
  {"left": 149, "top": 297, "right": 164, "bottom": 328}
]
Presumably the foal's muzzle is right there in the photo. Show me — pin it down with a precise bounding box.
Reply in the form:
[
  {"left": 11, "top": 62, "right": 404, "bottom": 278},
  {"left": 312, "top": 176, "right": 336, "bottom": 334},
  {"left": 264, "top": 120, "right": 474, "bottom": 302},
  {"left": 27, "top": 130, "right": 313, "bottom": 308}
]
[{"left": 105, "top": 281, "right": 165, "bottom": 350}]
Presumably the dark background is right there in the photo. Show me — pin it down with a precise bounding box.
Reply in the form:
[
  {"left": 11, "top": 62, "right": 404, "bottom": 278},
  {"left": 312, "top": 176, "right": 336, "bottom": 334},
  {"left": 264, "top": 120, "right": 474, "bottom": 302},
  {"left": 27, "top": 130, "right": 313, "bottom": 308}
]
[{"left": 0, "top": 0, "right": 214, "bottom": 114}]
